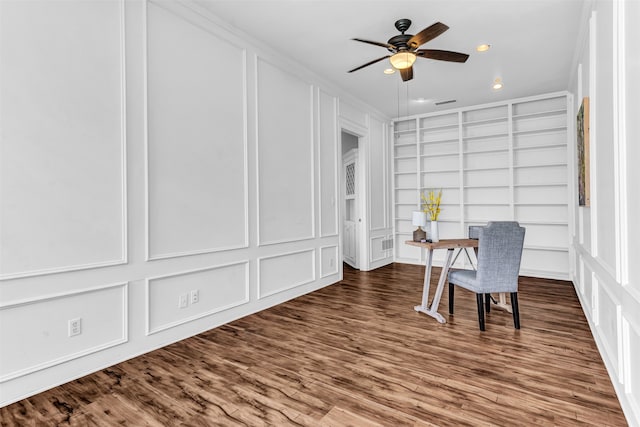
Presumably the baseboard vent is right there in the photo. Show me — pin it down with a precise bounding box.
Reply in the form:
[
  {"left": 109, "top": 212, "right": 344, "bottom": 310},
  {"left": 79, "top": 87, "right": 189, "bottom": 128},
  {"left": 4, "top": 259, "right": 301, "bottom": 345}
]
[{"left": 382, "top": 238, "right": 394, "bottom": 250}]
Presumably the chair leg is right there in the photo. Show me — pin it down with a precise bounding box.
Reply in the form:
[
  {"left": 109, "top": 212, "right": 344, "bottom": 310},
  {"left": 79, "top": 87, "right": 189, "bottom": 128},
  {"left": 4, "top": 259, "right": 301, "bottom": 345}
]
[
  {"left": 511, "top": 292, "right": 520, "bottom": 329},
  {"left": 449, "top": 283, "right": 454, "bottom": 314},
  {"left": 476, "top": 293, "right": 485, "bottom": 331},
  {"left": 485, "top": 293, "right": 491, "bottom": 313}
]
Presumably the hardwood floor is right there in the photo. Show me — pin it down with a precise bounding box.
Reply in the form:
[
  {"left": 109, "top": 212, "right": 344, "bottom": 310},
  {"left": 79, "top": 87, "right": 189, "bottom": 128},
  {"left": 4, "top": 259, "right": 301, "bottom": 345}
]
[{"left": 1, "top": 263, "right": 627, "bottom": 426}]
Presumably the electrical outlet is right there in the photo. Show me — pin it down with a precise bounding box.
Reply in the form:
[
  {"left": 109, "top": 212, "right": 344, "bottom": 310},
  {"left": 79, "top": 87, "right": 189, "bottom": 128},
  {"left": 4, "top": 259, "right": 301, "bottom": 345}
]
[
  {"left": 190, "top": 289, "right": 199, "bottom": 304},
  {"left": 68, "top": 318, "right": 82, "bottom": 337},
  {"left": 178, "top": 293, "right": 189, "bottom": 309}
]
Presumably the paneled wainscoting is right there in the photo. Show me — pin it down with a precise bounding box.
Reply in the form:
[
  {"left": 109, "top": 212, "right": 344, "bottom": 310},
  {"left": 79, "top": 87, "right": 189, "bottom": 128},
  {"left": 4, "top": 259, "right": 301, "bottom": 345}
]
[{"left": 0, "top": 263, "right": 626, "bottom": 425}]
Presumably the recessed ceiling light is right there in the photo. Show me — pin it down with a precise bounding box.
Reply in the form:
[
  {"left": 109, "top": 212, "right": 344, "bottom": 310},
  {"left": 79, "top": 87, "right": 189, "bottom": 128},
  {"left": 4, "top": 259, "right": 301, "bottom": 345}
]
[
  {"left": 383, "top": 68, "right": 396, "bottom": 75},
  {"left": 492, "top": 78, "right": 503, "bottom": 90},
  {"left": 414, "top": 97, "right": 429, "bottom": 103},
  {"left": 476, "top": 44, "right": 491, "bottom": 52}
]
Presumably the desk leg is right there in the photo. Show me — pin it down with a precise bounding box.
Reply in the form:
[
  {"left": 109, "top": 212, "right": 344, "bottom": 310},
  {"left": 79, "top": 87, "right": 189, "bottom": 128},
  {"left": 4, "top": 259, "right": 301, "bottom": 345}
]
[
  {"left": 495, "top": 293, "right": 513, "bottom": 313},
  {"left": 415, "top": 248, "right": 454, "bottom": 324},
  {"left": 418, "top": 248, "right": 434, "bottom": 309}
]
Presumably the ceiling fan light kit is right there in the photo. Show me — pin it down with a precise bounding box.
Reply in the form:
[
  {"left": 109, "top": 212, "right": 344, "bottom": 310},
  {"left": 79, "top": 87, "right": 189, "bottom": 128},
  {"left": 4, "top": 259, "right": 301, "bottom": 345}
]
[
  {"left": 390, "top": 51, "right": 416, "bottom": 70},
  {"left": 348, "top": 18, "right": 469, "bottom": 82}
]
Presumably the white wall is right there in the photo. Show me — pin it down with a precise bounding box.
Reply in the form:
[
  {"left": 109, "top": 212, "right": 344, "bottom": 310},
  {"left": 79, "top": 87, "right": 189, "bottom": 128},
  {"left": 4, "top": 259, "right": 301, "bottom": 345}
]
[
  {"left": 569, "top": 1, "right": 640, "bottom": 424},
  {"left": 0, "top": 0, "right": 391, "bottom": 406}
]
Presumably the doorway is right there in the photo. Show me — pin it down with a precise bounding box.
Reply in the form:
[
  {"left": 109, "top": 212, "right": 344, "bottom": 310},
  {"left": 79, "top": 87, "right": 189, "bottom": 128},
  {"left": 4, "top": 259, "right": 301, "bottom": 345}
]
[{"left": 341, "top": 131, "right": 360, "bottom": 269}]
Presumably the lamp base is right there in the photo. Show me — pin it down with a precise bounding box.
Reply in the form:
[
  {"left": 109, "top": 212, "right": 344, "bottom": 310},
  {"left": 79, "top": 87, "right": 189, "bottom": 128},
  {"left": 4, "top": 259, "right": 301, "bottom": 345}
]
[{"left": 413, "top": 227, "right": 426, "bottom": 242}]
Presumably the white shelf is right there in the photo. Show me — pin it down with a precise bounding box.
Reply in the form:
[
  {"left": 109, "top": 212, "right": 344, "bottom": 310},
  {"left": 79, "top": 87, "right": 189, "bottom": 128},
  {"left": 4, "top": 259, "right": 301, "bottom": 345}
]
[
  {"left": 513, "top": 143, "right": 566, "bottom": 151},
  {"left": 421, "top": 151, "right": 459, "bottom": 158},
  {"left": 462, "top": 132, "right": 509, "bottom": 141},
  {"left": 394, "top": 128, "right": 417, "bottom": 135},
  {"left": 464, "top": 166, "right": 509, "bottom": 172},
  {"left": 524, "top": 245, "right": 568, "bottom": 252},
  {"left": 514, "top": 182, "right": 567, "bottom": 188},
  {"left": 394, "top": 141, "right": 417, "bottom": 147},
  {"left": 422, "top": 168, "right": 459, "bottom": 174},
  {"left": 512, "top": 126, "right": 566, "bottom": 136},
  {"left": 464, "top": 184, "right": 510, "bottom": 189},
  {"left": 420, "top": 185, "right": 460, "bottom": 190},
  {"left": 392, "top": 93, "right": 569, "bottom": 280},
  {"left": 462, "top": 116, "right": 508, "bottom": 126},
  {"left": 420, "top": 137, "right": 459, "bottom": 145},
  {"left": 512, "top": 108, "right": 566, "bottom": 120},
  {"left": 463, "top": 147, "right": 509, "bottom": 155},
  {"left": 514, "top": 202, "right": 567, "bottom": 206},
  {"left": 513, "top": 162, "right": 566, "bottom": 169},
  {"left": 518, "top": 220, "right": 568, "bottom": 226},
  {"left": 464, "top": 203, "right": 510, "bottom": 206},
  {"left": 419, "top": 123, "right": 459, "bottom": 131}
]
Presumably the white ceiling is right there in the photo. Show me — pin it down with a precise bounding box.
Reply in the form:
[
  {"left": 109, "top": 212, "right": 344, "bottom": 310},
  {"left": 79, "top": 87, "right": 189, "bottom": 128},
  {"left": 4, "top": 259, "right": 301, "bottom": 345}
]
[{"left": 195, "top": 0, "right": 585, "bottom": 118}]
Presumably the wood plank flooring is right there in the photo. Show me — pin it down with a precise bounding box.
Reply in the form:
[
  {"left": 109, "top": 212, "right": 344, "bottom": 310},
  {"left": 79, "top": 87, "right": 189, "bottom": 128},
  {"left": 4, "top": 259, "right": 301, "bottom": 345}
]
[{"left": 0, "top": 263, "right": 627, "bottom": 426}]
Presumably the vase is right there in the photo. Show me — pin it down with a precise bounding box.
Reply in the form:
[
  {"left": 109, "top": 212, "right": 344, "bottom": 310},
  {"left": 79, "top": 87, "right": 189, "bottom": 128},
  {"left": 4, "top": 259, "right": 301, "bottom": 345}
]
[{"left": 430, "top": 220, "right": 439, "bottom": 242}]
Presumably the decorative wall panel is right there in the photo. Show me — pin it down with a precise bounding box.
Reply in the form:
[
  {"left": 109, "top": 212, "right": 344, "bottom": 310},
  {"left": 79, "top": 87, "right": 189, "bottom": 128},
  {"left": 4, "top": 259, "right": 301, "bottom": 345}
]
[
  {"left": 0, "top": 0, "right": 126, "bottom": 278},
  {"left": 598, "top": 280, "right": 621, "bottom": 378},
  {"left": 256, "top": 59, "right": 314, "bottom": 245},
  {"left": 146, "top": 262, "right": 249, "bottom": 334},
  {"left": 146, "top": 2, "right": 247, "bottom": 259},
  {"left": 258, "top": 250, "right": 315, "bottom": 298},
  {"left": 369, "top": 117, "right": 386, "bottom": 231},
  {"left": 0, "top": 283, "right": 127, "bottom": 382},
  {"left": 318, "top": 90, "right": 338, "bottom": 237},
  {"left": 320, "top": 245, "right": 338, "bottom": 278},
  {"left": 623, "top": 317, "right": 640, "bottom": 420}
]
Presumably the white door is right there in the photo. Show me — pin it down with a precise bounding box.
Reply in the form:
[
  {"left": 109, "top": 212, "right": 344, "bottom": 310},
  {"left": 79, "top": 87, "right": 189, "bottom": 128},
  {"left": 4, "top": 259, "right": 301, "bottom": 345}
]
[{"left": 343, "top": 149, "right": 358, "bottom": 268}]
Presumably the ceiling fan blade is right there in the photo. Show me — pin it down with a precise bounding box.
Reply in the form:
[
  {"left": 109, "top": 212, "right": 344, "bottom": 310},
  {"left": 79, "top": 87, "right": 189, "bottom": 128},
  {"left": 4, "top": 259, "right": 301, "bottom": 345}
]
[
  {"left": 408, "top": 22, "right": 449, "bottom": 48},
  {"left": 417, "top": 49, "right": 469, "bottom": 63},
  {"left": 352, "top": 38, "right": 395, "bottom": 50},
  {"left": 348, "top": 55, "right": 390, "bottom": 73},
  {"left": 400, "top": 67, "right": 413, "bottom": 82}
]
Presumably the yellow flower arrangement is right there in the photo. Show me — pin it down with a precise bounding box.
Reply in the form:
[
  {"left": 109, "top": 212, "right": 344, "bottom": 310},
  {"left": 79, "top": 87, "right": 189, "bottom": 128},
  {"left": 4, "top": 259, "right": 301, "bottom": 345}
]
[{"left": 421, "top": 189, "right": 442, "bottom": 221}]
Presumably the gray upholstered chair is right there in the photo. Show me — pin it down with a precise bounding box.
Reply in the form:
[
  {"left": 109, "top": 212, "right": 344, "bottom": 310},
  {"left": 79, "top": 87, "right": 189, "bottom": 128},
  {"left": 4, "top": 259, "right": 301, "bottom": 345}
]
[{"left": 448, "top": 221, "right": 525, "bottom": 331}]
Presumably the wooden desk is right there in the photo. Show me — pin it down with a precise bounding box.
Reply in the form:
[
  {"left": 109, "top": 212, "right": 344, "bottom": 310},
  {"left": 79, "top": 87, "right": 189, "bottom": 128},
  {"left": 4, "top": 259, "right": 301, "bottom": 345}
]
[{"left": 406, "top": 239, "right": 478, "bottom": 323}]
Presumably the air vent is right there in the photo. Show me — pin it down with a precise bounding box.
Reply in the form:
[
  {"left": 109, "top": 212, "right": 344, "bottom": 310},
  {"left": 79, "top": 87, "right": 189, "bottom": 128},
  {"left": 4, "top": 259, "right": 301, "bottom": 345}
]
[{"left": 435, "top": 99, "right": 456, "bottom": 106}]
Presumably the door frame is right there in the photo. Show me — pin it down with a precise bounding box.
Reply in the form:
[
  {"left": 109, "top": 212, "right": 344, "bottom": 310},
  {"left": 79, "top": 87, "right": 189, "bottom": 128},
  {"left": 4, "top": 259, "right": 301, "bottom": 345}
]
[{"left": 339, "top": 120, "right": 369, "bottom": 274}]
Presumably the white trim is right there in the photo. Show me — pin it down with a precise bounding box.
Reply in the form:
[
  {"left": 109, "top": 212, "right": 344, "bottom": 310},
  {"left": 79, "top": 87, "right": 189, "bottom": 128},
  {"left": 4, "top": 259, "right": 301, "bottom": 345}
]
[
  {"left": 0, "top": 0, "right": 128, "bottom": 281},
  {"left": 614, "top": 0, "right": 628, "bottom": 286},
  {"left": 143, "top": 0, "right": 150, "bottom": 262},
  {"left": 145, "top": 261, "right": 250, "bottom": 335},
  {"left": 589, "top": 11, "right": 598, "bottom": 257},
  {"left": 622, "top": 314, "right": 640, "bottom": 422},
  {"left": 0, "top": 282, "right": 128, "bottom": 382}
]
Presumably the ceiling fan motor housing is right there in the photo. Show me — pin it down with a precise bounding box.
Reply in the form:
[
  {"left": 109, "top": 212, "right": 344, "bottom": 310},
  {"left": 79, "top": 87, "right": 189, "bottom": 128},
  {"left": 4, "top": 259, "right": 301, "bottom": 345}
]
[
  {"left": 389, "top": 19, "right": 413, "bottom": 52},
  {"left": 387, "top": 34, "right": 412, "bottom": 52}
]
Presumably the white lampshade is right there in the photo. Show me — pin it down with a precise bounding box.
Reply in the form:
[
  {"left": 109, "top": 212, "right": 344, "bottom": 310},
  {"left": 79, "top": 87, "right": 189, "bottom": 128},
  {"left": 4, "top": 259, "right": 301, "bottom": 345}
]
[
  {"left": 412, "top": 211, "right": 427, "bottom": 227},
  {"left": 390, "top": 51, "right": 417, "bottom": 70}
]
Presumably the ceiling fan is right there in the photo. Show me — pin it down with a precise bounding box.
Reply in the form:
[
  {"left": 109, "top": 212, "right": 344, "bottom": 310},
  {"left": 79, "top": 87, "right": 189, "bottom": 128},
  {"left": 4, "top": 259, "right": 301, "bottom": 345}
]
[{"left": 348, "top": 19, "right": 469, "bottom": 82}]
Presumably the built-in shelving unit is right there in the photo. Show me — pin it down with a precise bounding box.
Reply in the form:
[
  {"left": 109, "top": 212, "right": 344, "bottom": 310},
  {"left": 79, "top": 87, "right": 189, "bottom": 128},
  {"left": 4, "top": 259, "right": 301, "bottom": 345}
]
[{"left": 392, "top": 93, "right": 569, "bottom": 279}]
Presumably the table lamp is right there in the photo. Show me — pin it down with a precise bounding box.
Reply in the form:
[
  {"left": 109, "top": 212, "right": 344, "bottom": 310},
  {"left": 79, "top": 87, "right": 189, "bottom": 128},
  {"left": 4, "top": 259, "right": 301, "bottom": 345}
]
[{"left": 412, "top": 211, "right": 427, "bottom": 242}]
